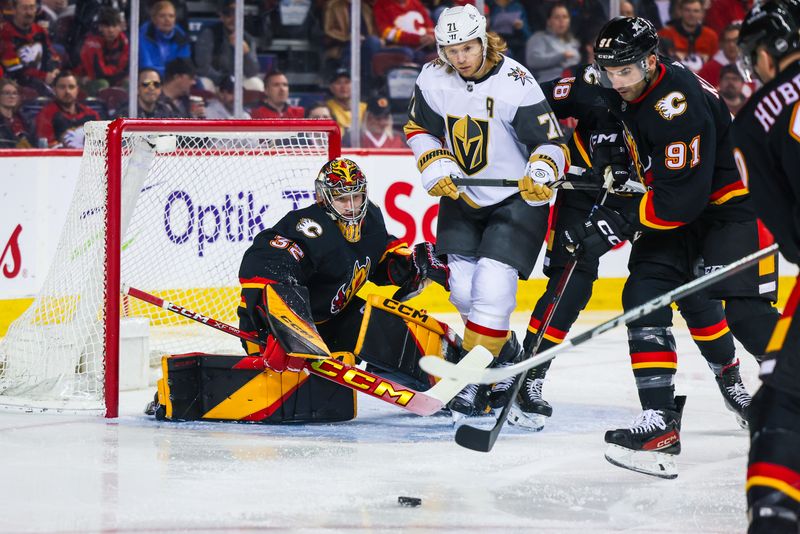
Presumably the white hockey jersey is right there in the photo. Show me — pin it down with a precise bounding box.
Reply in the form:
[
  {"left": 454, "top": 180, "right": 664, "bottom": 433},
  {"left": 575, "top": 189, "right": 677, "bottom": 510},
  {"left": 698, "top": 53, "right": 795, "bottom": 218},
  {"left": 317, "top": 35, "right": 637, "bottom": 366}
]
[{"left": 405, "top": 55, "right": 563, "bottom": 207}]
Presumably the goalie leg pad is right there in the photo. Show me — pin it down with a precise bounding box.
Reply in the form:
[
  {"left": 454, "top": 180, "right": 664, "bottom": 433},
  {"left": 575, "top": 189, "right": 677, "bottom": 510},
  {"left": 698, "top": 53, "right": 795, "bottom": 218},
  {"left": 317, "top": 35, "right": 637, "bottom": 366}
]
[
  {"left": 154, "top": 352, "right": 357, "bottom": 423},
  {"left": 355, "top": 295, "right": 460, "bottom": 390}
]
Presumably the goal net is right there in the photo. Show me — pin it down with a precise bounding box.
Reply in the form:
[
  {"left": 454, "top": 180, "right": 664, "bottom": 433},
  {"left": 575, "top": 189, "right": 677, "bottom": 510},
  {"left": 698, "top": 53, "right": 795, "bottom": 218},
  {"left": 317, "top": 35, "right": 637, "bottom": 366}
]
[{"left": 0, "top": 119, "right": 340, "bottom": 416}]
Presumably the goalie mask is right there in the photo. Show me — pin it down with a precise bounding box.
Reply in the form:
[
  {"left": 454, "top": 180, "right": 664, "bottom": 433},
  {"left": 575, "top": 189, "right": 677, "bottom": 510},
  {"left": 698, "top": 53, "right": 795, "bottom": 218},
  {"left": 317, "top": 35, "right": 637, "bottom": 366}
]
[{"left": 315, "top": 158, "right": 368, "bottom": 243}]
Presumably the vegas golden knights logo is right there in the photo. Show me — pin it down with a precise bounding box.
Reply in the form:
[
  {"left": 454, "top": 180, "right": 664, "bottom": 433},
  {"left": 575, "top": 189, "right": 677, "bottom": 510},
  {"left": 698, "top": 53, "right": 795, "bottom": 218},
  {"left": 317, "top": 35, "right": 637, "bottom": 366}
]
[{"left": 447, "top": 114, "right": 489, "bottom": 175}]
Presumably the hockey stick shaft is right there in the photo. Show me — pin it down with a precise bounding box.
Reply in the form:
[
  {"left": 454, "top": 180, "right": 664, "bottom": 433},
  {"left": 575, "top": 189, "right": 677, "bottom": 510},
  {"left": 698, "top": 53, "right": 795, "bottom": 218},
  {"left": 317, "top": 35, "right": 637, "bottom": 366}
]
[
  {"left": 454, "top": 188, "right": 611, "bottom": 451},
  {"left": 123, "top": 285, "right": 488, "bottom": 415},
  {"left": 450, "top": 177, "right": 601, "bottom": 191},
  {"left": 420, "top": 243, "right": 780, "bottom": 384}
]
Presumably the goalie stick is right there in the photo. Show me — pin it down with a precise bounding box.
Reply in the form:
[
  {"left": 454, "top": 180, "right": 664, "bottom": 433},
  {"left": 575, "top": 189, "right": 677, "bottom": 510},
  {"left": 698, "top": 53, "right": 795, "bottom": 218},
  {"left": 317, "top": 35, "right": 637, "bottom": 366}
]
[
  {"left": 420, "top": 243, "right": 780, "bottom": 384},
  {"left": 454, "top": 182, "right": 613, "bottom": 452},
  {"left": 123, "top": 285, "right": 492, "bottom": 416}
]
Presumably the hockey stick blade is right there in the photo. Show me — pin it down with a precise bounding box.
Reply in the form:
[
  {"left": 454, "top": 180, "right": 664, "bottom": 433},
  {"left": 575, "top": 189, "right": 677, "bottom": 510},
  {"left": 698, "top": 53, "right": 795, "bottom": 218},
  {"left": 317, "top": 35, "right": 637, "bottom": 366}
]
[
  {"left": 424, "top": 346, "right": 493, "bottom": 404},
  {"left": 420, "top": 243, "right": 779, "bottom": 384},
  {"left": 123, "top": 285, "right": 486, "bottom": 416}
]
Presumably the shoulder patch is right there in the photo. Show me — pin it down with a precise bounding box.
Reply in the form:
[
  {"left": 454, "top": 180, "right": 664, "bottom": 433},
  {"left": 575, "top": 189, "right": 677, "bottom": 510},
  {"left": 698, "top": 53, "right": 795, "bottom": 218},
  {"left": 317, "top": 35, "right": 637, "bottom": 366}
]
[
  {"left": 296, "top": 217, "right": 323, "bottom": 238},
  {"left": 655, "top": 91, "right": 688, "bottom": 120},
  {"left": 507, "top": 66, "right": 533, "bottom": 86}
]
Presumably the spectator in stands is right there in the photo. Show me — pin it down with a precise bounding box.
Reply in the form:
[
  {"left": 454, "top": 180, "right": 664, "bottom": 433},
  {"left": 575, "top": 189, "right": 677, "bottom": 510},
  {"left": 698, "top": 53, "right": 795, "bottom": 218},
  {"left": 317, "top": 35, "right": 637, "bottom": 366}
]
[
  {"left": 115, "top": 68, "right": 173, "bottom": 119},
  {"left": 718, "top": 63, "right": 747, "bottom": 116},
  {"left": 139, "top": 0, "right": 191, "bottom": 78},
  {"left": 78, "top": 7, "right": 129, "bottom": 96},
  {"left": 0, "top": 0, "right": 61, "bottom": 96},
  {"left": 359, "top": 95, "right": 405, "bottom": 149},
  {"left": 697, "top": 23, "right": 745, "bottom": 88},
  {"left": 250, "top": 70, "right": 304, "bottom": 119},
  {"left": 35, "top": 71, "right": 100, "bottom": 148},
  {"left": 525, "top": 3, "right": 580, "bottom": 83},
  {"left": 703, "top": 0, "right": 752, "bottom": 36},
  {"left": 323, "top": 0, "right": 384, "bottom": 82},
  {"left": 634, "top": 0, "right": 667, "bottom": 29},
  {"left": 205, "top": 75, "right": 250, "bottom": 119},
  {"left": 0, "top": 78, "right": 34, "bottom": 148},
  {"left": 657, "top": 0, "right": 718, "bottom": 72},
  {"left": 325, "top": 68, "right": 365, "bottom": 142},
  {"left": 305, "top": 101, "right": 333, "bottom": 120},
  {"left": 36, "top": 0, "right": 72, "bottom": 38},
  {"left": 194, "top": 0, "right": 260, "bottom": 91},
  {"left": 620, "top": 0, "right": 635, "bottom": 17},
  {"left": 489, "top": 0, "right": 532, "bottom": 60},
  {"left": 373, "top": 0, "right": 436, "bottom": 62},
  {"left": 158, "top": 58, "right": 204, "bottom": 118}
]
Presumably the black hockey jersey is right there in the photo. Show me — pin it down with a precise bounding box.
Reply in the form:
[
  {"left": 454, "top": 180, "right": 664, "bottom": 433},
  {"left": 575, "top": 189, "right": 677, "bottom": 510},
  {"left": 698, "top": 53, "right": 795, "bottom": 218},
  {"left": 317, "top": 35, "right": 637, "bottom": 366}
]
[
  {"left": 544, "top": 60, "right": 752, "bottom": 231},
  {"left": 732, "top": 60, "right": 800, "bottom": 265},
  {"left": 238, "top": 201, "right": 404, "bottom": 338}
]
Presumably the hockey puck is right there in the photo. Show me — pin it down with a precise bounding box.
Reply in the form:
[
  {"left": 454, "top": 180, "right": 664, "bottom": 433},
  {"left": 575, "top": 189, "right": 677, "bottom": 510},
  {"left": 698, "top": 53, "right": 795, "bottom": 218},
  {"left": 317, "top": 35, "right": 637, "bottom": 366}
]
[{"left": 398, "top": 496, "right": 422, "bottom": 507}]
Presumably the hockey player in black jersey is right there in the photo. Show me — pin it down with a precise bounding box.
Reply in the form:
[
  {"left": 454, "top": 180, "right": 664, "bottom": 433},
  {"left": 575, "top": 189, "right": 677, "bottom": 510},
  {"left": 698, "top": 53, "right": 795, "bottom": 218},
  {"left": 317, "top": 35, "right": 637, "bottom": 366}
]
[
  {"left": 237, "top": 157, "right": 449, "bottom": 389},
  {"left": 493, "top": 103, "right": 759, "bottom": 433},
  {"left": 733, "top": 1, "right": 800, "bottom": 531},
  {"left": 540, "top": 17, "right": 781, "bottom": 478}
]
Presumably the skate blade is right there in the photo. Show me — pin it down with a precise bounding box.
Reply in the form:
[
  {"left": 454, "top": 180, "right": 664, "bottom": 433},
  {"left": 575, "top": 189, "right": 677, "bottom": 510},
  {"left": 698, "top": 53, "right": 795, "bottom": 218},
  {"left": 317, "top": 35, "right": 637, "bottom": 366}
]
[
  {"left": 723, "top": 403, "right": 749, "bottom": 430},
  {"left": 604, "top": 444, "right": 678, "bottom": 479},
  {"left": 506, "top": 404, "right": 545, "bottom": 432},
  {"left": 451, "top": 410, "right": 496, "bottom": 429}
]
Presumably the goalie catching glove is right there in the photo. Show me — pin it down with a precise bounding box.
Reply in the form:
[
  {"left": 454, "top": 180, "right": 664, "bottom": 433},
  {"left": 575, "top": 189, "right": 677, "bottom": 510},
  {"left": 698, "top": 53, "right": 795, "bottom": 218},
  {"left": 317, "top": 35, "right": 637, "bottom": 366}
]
[
  {"left": 562, "top": 205, "right": 633, "bottom": 258},
  {"left": 519, "top": 143, "right": 570, "bottom": 205},
  {"left": 387, "top": 242, "right": 450, "bottom": 301},
  {"left": 417, "top": 149, "right": 462, "bottom": 200}
]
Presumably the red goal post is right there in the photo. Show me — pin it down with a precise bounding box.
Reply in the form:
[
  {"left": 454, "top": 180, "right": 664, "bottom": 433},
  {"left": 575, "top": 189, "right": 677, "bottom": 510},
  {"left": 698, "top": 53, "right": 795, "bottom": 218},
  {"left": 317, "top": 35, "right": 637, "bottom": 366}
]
[{"left": 0, "top": 118, "right": 341, "bottom": 417}]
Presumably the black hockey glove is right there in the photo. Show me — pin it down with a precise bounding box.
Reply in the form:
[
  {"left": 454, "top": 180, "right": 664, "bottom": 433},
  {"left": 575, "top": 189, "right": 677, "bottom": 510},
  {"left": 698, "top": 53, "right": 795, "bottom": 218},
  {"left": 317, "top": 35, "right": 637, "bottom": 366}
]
[
  {"left": 389, "top": 242, "right": 450, "bottom": 301},
  {"left": 590, "top": 128, "right": 631, "bottom": 191},
  {"left": 562, "top": 206, "right": 632, "bottom": 258}
]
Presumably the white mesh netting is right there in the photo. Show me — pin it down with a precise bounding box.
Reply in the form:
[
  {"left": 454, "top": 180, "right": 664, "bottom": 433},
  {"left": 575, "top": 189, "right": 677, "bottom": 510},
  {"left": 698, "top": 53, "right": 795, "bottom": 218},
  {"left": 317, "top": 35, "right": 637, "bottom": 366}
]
[{"left": 0, "top": 120, "right": 334, "bottom": 413}]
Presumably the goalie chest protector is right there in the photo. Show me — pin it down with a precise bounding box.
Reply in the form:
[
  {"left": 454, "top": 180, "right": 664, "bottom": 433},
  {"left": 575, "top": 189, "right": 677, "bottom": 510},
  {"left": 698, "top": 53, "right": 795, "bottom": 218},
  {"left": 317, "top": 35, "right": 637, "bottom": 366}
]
[{"left": 152, "top": 352, "right": 357, "bottom": 424}]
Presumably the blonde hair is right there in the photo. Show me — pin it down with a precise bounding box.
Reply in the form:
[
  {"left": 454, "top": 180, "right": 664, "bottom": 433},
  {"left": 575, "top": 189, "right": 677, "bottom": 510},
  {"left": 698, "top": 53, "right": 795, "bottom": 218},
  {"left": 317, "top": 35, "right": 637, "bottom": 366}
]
[
  {"left": 436, "top": 32, "right": 509, "bottom": 74},
  {"left": 150, "top": 0, "right": 175, "bottom": 17}
]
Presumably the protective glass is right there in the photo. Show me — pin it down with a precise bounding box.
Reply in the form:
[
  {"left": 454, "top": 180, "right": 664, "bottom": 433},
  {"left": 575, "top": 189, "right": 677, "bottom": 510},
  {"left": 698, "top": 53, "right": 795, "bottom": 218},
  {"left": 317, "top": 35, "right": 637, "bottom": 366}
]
[{"left": 596, "top": 59, "right": 648, "bottom": 90}]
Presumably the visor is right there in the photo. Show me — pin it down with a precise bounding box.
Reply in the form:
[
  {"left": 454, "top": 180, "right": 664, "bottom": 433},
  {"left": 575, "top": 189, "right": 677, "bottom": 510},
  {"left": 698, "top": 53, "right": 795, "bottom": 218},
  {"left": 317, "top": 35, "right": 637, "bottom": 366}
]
[{"left": 595, "top": 58, "right": 649, "bottom": 90}]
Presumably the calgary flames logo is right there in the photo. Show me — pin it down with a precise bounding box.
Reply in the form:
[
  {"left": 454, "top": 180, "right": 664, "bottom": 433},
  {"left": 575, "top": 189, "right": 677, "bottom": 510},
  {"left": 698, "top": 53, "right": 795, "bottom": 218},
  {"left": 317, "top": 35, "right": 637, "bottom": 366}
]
[
  {"left": 655, "top": 91, "right": 688, "bottom": 120},
  {"left": 331, "top": 257, "right": 371, "bottom": 314},
  {"left": 323, "top": 158, "right": 364, "bottom": 187},
  {"left": 1, "top": 224, "right": 22, "bottom": 279}
]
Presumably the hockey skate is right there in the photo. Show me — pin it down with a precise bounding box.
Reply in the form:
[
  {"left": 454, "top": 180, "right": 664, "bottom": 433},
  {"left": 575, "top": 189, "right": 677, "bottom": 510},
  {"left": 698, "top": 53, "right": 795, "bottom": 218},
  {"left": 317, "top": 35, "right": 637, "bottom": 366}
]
[
  {"left": 714, "top": 360, "right": 751, "bottom": 429},
  {"left": 507, "top": 366, "right": 552, "bottom": 431},
  {"left": 448, "top": 383, "right": 492, "bottom": 426},
  {"left": 604, "top": 396, "right": 686, "bottom": 479},
  {"left": 488, "top": 333, "right": 525, "bottom": 409}
]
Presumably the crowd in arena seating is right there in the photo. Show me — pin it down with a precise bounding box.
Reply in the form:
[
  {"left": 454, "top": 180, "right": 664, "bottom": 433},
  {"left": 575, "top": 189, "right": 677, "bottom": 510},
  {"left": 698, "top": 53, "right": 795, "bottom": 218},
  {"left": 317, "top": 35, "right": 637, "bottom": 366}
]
[{"left": 0, "top": 0, "right": 755, "bottom": 149}]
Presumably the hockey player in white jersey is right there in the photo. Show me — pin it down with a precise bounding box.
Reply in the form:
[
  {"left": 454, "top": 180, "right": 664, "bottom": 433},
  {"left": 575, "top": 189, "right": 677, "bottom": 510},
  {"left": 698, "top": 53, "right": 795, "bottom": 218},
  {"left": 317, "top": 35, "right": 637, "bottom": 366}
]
[{"left": 404, "top": 4, "right": 570, "bottom": 423}]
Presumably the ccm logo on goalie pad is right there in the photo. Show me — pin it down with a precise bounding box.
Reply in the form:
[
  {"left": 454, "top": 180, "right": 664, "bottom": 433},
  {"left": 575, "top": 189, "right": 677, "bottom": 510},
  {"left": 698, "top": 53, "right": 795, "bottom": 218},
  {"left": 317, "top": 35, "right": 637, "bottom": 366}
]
[
  {"left": 382, "top": 298, "right": 430, "bottom": 322},
  {"left": 311, "top": 359, "right": 415, "bottom": 406}
]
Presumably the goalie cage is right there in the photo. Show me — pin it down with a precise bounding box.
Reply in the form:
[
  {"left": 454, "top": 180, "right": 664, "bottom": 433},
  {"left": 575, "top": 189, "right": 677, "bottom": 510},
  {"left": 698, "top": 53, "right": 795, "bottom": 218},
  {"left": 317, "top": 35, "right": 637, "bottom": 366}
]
[{"left": 0, "top": 119, "right": 341, "bottom": 417}]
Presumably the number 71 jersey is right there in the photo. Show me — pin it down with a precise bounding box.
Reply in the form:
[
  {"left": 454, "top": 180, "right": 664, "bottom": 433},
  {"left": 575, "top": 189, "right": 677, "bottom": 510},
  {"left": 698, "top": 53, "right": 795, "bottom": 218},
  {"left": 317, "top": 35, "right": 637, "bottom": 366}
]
[{"left": 406, "top": 56, "right": 563, "bottom": 207}]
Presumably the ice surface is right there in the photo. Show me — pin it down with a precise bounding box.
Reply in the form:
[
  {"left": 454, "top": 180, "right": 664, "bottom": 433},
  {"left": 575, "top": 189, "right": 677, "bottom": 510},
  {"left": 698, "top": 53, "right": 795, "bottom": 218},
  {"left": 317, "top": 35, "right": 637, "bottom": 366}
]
[{"left": 0, "top": 312, "right": 756, "bottom": 533}]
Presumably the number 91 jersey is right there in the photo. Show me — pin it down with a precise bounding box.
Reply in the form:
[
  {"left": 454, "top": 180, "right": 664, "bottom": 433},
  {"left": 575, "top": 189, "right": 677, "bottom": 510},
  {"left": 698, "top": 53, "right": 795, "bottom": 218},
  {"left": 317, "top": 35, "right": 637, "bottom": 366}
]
[{"left": 405, "top": 56, "right": 563, "bottom": 207}]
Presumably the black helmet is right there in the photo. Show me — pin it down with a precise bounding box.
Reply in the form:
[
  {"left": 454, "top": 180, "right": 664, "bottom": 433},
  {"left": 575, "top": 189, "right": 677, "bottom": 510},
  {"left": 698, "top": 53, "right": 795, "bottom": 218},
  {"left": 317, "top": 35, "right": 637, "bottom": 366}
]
[
  {"left": 738, "top": 0, "right": 800, "bottom": 78},
  {"left": 594, "top": 17, "right": 659, "bottom": 67}
]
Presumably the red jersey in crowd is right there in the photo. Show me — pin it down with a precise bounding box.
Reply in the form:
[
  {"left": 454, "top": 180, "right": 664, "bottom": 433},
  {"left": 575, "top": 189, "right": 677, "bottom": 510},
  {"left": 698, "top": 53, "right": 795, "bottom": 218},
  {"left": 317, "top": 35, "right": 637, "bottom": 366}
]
[
  {"left": 373, "top": 0, "right": 434, "bottom": 47},
  {"left": 79, "top": 32, "right": 129, "bottom": 84},
  {"left": 250, "top": 102, "right": 305, "bottom": 119},
  {"left": 658, "top": 23, "right": 719, "bottom": 72},
  {"left": 0, "top": 21, "right": 61, "bottom": 81},
  {"left": 35, "top": 101, "right": 100, "bottom": 148}
]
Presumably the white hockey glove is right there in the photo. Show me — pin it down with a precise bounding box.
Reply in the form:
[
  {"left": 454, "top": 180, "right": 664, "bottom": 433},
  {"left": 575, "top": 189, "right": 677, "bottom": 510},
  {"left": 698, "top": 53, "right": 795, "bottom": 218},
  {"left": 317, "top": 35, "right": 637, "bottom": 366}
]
[
  {"left": 418, "top": 149, "right": 462, "bottom": 200},
  {"left": 519, "top": 144, "right": 570, "bottom": 206}
]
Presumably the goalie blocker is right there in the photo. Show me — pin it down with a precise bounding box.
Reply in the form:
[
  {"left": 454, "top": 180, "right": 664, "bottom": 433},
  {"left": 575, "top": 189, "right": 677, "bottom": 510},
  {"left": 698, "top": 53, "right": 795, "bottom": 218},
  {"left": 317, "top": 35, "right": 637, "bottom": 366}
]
[{"left": 149, "top": 289, "right": 464, "bottom": 423}]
